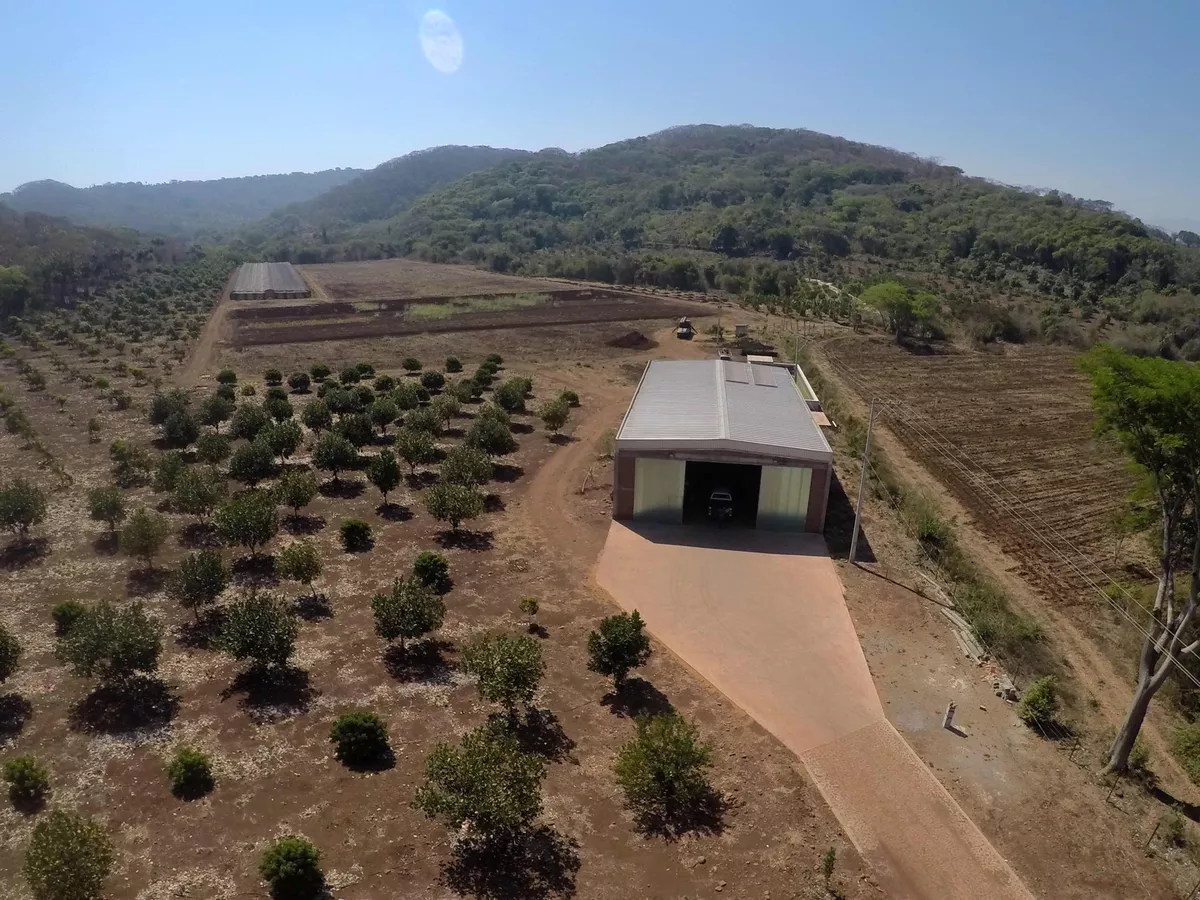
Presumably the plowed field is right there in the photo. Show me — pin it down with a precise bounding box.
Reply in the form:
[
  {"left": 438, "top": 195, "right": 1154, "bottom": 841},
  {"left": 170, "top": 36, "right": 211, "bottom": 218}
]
[
  {"left": 299, "top": 258, "right": 577, "bottom": 299},
  {"left": 817, "top": 335, "right": 1132, "bottom": 608}
]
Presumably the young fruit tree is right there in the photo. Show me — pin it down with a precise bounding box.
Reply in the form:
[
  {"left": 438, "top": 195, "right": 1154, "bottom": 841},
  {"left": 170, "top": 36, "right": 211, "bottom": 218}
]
[
  {"left": 196, "top": 429, "right": 231, "bottom": 464},
  {"left": 119, "top": 508, "right": 172, "bottom": 568},
  {"left": 329, "top": 711, "right": 391, "bottom": 768},
  {"left": 465, "top": 416, "right": 517, "bottom": 457},
  {"left": 23, "top": 810, "right": 115, "bottom": 900},
  {"left": 278, "top": 540, "right": 323, "bottom": 600},
  {"left": 312, "top": 432, "right": 358, "bottom": 483},
  {"left": 153, "top": 451, "right": 186, "bottom": 494},
  {"left": 1081, "top": 345, "right": 1200, "bottom": 773},
  {"left": 215, "top": 489, "right": 279, "bottom": 556},
  {"left": 414, "top": 722, "right": 546, "bottom": 841},
  {"left": 371, "top": 577, "right": 445, "bottom": 653},
  {"left": 369, "top": 398, "right": 399, "bottom": 435},
  {"left": 394, "top": 427, "right": 437, "bottom": 476},
  {"left": 587, "top": 610, "right": 652, "bottom": 690},
  {"left": 412, "top": 550, "right": 451, "bottom": 594},
  {"left": 614, "top": 713, "right": 714, "bottom": 829},
  {"left": 461, "top": 632, "right": 544, "bottom": 719},
  {"left": 301, "top": 398, "right": 332, "bottom": 435},
  {"left": 0, "top": 477, "right": 47, "bottom": 542},
  {"left": 439, "top": 444, "right": 492, "bottom": 487},
  {"left": 218, "top": 593, "right": 297, "bottom": 673},
  {"left": 167, "top": 550, "right": 229, "bottom": 620},
  {"left": 366, "top": 449, "right": 402, "bottom": 504},
  {"left": 0, "top": 624, "right": 22, "bottom": 684},
  {"left": 259, "top": 835, "right": 323, "bottom": 900},
  {"left": 276, "top": 469, "right": 318, "bottom": 517},
  {"left": 172, "top": 466, "right": 228, "bottom": 522},
  {"left": 228, "top": 439, "right": 276, "bottom": 487},
  {"left": 538, "top": 397, "right": 570, "bottom": 435},
  {"left": 86, "top": 485, "right": 126, "bottom": 534},
  {"left": 424, "top": 483, "right": 485, "bottom": 533},
  {"left": 57, "top": 600, "right": 163, "bottom": 687}
]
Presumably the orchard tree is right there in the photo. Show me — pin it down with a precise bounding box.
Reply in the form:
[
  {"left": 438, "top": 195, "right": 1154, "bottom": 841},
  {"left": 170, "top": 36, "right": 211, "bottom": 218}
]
[
  {"left": 371, "top": 577, "right": 445, "bottom": 654},
  {"left": 440, "top": 445, "right": 492, "bottom": 487},
  {"left": 394, "top": 427, "right": 436, "bottom": 476},
  {"left": 264, "top": 395, "right": 293, "bottom": 423},
  {"left": 153, "top": 451, "right": 185, "bottom": 494},
  {"left": 466, "top": 416, "right": 517, "bottom": 457},
  {"left": 414, "top": 722, "right": 546, "bottom": 841},
  {"left": 424, "top": 483, "right": 484, "bottom": 532},
  {"left": 172, "top": 467, "right": 227, "bottom": 522},
  {"left": 288, "top": 372, "right": 311, "bottom": 393},
  {"left": 229, "top": 403, "right": 270, "bottom": 442},
  {"left": 167, "top": 550, "right": 229, "bottom": 620},
  {"left": 23, "top": 811, "right": 115, "bottom": 900},
  {"left": 310, "top": 363, "right": 332, "bottom": 381},
  {"left": 277, "top": 541, "right": 322, "bottom": 600},
  {"left": 261, "top": 420, "right": 303, "bottom": 462},
  {"left": 334, "top": 412, "right": 374, "bottom": 448},
  {"left": 196, "top": 430, "right": 231, "bottom": 464},
  {"left": 587, "top": 610, "right": 652, "bottom": 690},
  {"left": 402, "top": 357, "right": 422, "bottom": 374},
  {"left": 228, "top": 439, "right": 276, "bottom": 487},
  {"left": 148, "top": 389, "right": 189, "bottom": 431},
  {"left": 218, "top": 593, "right": 296, "bottom": 673},
  {"left": 421, "top": 370, "right": 445, "bottom": 392},
  {"left": 264, "top": 368, "right": 283, "bottom": 386},
  {"left": 276, "top": 470, "right": 318, "bottom": 517},
  {"left": 0, "top": 477, "right": 47, "bottom": 541},
  {"left": 109, "top": 440, "right": 152, "bottom": 486},
  {"left": 614, "top": 714, "right": 714, "bottom": 828},
  {"left": 860, "top": 281, "right": 938, "bottom": 342},
  {"left": 493, "top": 379, "right": 528, "bottom": 413},
  {"left": 301, "top": 398, "right": 332, "bottom": 435},
  {"left": 199, "top": 392, "right": 235, "bottom": 429},
  {"left": 368, "top": 398, "right": 399, "bottom": 436},
  {"left": 0, "top": 624, "right": 21, "bottom": 684},
  {"left": 120, "top": 508, "right": 171, "bottom": 568},
  {"left": 461, "top": 632, "right": 544, "bottom": 718},
  {"left": 313, "top": 432, "right": 358, "bottom": 483},
  {"left": 215, "top": 489, "right": 279, "bottom": 556},
  {"left": 538, "top": 397, "right": 570, "bottom": 435},
  {"left": 87, "top": 485, "right": 125, "bottom": 534},
  {"left": 392, "top": 381, "right": 422, "bottom": 411},
  {"left": 162, "top": 411, "right": 199, "bottom": 450},
  {"left": 367, "top": 449, "right": 402, "bottom": 505},
  {"left": 431, "top": 394, "right": 460, "bottom": 429},
  {"left": 57, "top": 600, "right": 162, "bottom": 686},
  {"left": 406, "top": 406, "right": 442, "bottom": 436},
  {"left": 1081, "top": 346, "right": 1200, "bottom": 773}
]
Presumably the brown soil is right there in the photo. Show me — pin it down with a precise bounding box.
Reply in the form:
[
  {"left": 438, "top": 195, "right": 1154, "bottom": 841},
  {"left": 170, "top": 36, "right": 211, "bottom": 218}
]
[
  {"left": 605, "top": 331, "right": 657, "bottom": 351},
  {"left": 299, "top": 258, "right": 580, "bottom": 300}
]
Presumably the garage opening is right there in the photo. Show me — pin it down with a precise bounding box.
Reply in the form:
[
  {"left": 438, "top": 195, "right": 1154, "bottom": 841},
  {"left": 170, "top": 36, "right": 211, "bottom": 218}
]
[{"left": 683, "top": 461, "right": 762, "bottom": 527}]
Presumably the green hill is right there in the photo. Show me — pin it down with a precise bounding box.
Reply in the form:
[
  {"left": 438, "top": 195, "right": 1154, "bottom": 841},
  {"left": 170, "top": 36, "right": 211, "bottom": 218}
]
[
  {"left": 1, "top": 169, "right": 364, "bottom": 237},
  {"left": 0, "top": 202, "right": 136, "bottom": 268}
]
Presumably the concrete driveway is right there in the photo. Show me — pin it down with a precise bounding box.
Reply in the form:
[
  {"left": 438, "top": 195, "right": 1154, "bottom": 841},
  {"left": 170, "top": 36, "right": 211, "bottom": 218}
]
[{"left": 597, "top": 521, "right": 1034, "bottom": 900}]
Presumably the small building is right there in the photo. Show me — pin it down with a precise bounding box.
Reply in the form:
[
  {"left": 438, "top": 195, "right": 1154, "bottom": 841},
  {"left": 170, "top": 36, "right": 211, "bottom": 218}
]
[
  {"left": 612, "top": 359, "right": 833, "bottom": 532},
  {"left": 230, "top": 262, "right": 311, "bottom": 301}
]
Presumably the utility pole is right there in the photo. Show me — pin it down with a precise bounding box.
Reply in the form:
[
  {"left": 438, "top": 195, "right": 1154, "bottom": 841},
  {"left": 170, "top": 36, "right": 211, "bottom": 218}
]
[{"left": 849, "top": 399, "right": 876, "bottom": 564}]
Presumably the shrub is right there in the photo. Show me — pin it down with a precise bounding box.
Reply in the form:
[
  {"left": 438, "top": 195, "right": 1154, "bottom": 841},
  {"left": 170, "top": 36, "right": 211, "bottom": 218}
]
[
  {"left": 485, "top": 353, "right": 503, "bottom": 366},
  {"left": 1174, "top": 722, "right": 1200, "bottom": 784},
  {"left": 587, "top": 610, "right": 651, "bottom": 689},
  {"left": 462, "top": 632, "right": 543, "bottom": 717},
  {"left": 196, "top": 429, "right": 231, "bottom": 464},
  {"left": 51, "top": 601, "right": 86, "bottom": 637},
  {"left": 448, "top": 379, "right": 478, "bottom": 403},
  {"left": 424, "top": 483, "right": 485, "bottom": 532},
  {"left": 493, "top": 379, "right": 527, "bottom": 413},
  {"left": 228, "top": 439, "right": 276, "bottom": 487},
  {"left": 402, "top": 357, "right": 422, "bottom": 373},
  {"left": 1160, "top": 809, "right": 1188, "bottom": 848},
  {"left": 219, "top": 593, "right": 296, "bottom": 672},
  {"left": 173, "top": 466, "right": 228, "bottom": 521},
  {"left": 416, "top": 722, "right": 546, "bottom": 843},
  {"left": 300, "top": 398, "right": 332, "bottom": 434},
  {"left": 339, "top": 519, "right": 373, "bottom": 552},
  {"left": 412, "top": 550, "right": 451, "bottom": 593},
  {"left": 4, "top": 755, "right": 50, "bottom": 811},
  {"left": 355, "top": 362, "right": 375, "bottom": 377},
  {"left": 259, "top": 835, "right": 323, "bottom": 900},
  {"left": 559, "top": 389, "right": 580, "bottom": 407},
  {"left": 310, "top": 363, "right": 331, "bottom": 380},
  {"left": 1017, "top": 675, "right": 1059, "bottom": 729},
  {"left": 421, "top": 370, "right": 445, "bottom": 391},
  {"left": 445, "top": 356, "right": 462, "bottom": 373},
  {"left": 166, "top": 747, "right": 214, "bottom": 799},
  {"left": 0, "top": 625, "right": 19, "bottom": 683},
  {"left": 168, "top": 550, "right": 229, "bottom": 619},
  {"left": 23, "top": 810, "right": 114, "bottom": 900},
  {"left": 264, "top": 368, "right": 283, "bottom": 386},
  {"left": 440, "top": 444, "right": 492, "bottom": 487},
  {"left": 120, "top": 508, "right": 171, "bottom": 566},
  {"left": 109, "top": 440, "right": 152, "bottom": 486},
  {"left": 229, "top": 403, "right": 270, "bottom": 442},
  {"left": 57, "top": 600, "right": 162, "bottom": 685},
  {"left": 162, "top": 410, "right": 199, "bottom": 449},
  {"left": 277, "top": 541, "right": 322, "bottom": 598},
  {"left": 519, "top": 596, "right": 539, "bottom": 618},
  {"left": 393, "top": 427, "right": 436, "bottom": 475},
  {"left": 330, "top": 711, "right": 390, "bottom": 767},
  {"left": 216, "top": 368, "right": 237, "bottom": 385},
  {"left": 0, "top": 477, "right": 48, "bottom": 540},
  {"left": 87, "top": 485, "right": 125, "bottom": 533},
  {"left": 539, "top": 397, "right": 570, "bottom": 434},
  {"left": 215, "top": 489, "right": 279, "bottom": 555},
  {"left": 614, "top": 714, "right": 714, "bottom": 825},
  {"left": 391, "top": 381, "right": 422, "bottom": 410},
  {"left": 353, "top": 385, "right": 375, "bottom": 408},
  {"left": 287, "top": 372, "right": 311, "bottom": 393},
  {"left": 373, "top": 374, "right": 395, "bottom": 393},
  {"left": 339, "top": 366, "right": 361, "bottom": 385},
  {"left": 276, "top": 470, "right": 318, "bottom": 515},
  {"left": 366, "top": 449, "right": 402, "bottom": 503},
  {"left": 199, "top": 392, "right": 236, "bottom": 428},
  {"left": 371, "top": 576, "right": 445, "bottom": 652},
  {"left": 312, "top": 432, "right": 358, "bottom": 481},
  {"left": 152, "top": 451, "right": 185, "bottom": 494}
]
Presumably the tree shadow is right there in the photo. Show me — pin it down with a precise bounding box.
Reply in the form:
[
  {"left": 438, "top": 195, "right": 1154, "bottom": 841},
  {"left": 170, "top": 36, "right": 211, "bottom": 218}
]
[
  {"left": 91, "top": 532, "right": 120, "bottom": 556},
  {"left": 231, "top": 554, "right": 278, "bottom": 588},
  {"left": 220, "top": 665, "right": 316, "bottom": 724},
  {"left": 178, "top": 521, "right": 221, "bottom": 549},
  {"left": 528, "top": 623, "right": 548, "bottom": 639},
  {"left": 629, "top": 785, "right": 730, "bottom": 841},
  {"left": 548, "top": 434, "right": 576, "bottom": 446},
  {"left": 378, "top": 502, "right": 413, "bottom": 522},
  {"left": 69, "top": 675, "right": 179, "bottom": 734},
  {"left": 0, "top": 537, "right": 49, "bottom": 571},
  {"left": 10, "top": 786, "right": 47, "bottom": 816},
  {"left": 383, "top": 639, "right": 454, "bottom": 684},
  {"left": 0, "top": 693, "right": 32, "bottom": 742},
  {"left": 319, "top": 478, "right": 365, "bottom": 499},
  {"left": 175, "top": 607, "right": 228, "bottom": 650},
  {"left": 492, "top": 464, "right": 524, "bottom": 484},
  {"left": 405, "top": 471, "right": 440, "bottom": 489},
  {"left": 1150, "top": 785, "right": 1200, "bottom": 822},
  {"left": 443, "top": 426, "right": 465, "bottom": 439},
  {"left": 172, "top": 773, "right": 215, "bottom": 802},
  {"left": 339, "top": 744, "right": 397, "bottom": 774},
  {"left": 443, "top": 826, "right": 580, "bottom": 900},
  {"left": 284, "top": 513, "right": 326, "bottom": 535},
  {"left": 484, "top": 494, "right": 506, "bottom": 513},
  {"left": 510, "top": 421, "right": 535, "bottom": 435},
  {"left": 126, "top": 566, "right": 168, "bottom": 597},
  {"left": 435, "top": 530, "right": 494, "bottom": 551},
  {"left": 493, "top": 708, "right": 577, "bottom": 764},
  {"left": 294, "top": 592, "right": 333, "bottom": 621},
  {"left": 600, "top": 677, "right": 675, "bottom": 719}
]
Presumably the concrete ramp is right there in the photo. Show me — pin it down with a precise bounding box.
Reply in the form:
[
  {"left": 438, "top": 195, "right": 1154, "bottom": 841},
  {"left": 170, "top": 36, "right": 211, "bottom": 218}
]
[{"left": 597, "top": 521, "right": 1034, "bottom": 900}]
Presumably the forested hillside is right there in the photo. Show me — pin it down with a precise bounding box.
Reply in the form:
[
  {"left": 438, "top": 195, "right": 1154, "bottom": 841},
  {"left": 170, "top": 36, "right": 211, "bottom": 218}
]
[
  {"left": 1, "top": 169, "right": 363, "bottom": 237},
  {"left": 250, "top": 145, "right": 532, "bottom": 254},
  {"left": 0, "top": 202, "right": 136, "bottom": 268}
]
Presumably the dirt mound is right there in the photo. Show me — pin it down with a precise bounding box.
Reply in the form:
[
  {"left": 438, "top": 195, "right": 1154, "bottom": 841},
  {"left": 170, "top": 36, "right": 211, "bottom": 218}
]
[{"left": 606, "top": 331, "right": 658, "bottom": 350}]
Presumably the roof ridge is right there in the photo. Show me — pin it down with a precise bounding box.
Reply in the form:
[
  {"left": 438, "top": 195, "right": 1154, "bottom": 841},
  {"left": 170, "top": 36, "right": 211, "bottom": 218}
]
[{"left": 714, "top": 358, "right": 730, "bottom": 441}]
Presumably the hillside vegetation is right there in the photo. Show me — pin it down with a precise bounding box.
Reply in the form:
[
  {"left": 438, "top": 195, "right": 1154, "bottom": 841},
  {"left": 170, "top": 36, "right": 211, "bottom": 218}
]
[
  {"left": 0, "top": 203, "right": 138, "bottom": 268},
  {"left": 1, "top": 169, "right": 364, "bottom": 237}
]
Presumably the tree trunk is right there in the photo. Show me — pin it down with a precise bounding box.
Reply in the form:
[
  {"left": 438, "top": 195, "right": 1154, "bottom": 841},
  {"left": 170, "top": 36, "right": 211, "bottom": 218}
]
[{"left": 1105, "top": 674, "right": 1155, "bottom": 773}]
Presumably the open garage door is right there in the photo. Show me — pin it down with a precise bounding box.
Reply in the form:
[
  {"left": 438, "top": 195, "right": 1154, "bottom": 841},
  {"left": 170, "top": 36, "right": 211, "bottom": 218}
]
[
  {"left": 757, "top": 465, "right": 812, "bottom": 531},
  {"left": 633, "top": 458, "right": 685, "bottom": 523}
]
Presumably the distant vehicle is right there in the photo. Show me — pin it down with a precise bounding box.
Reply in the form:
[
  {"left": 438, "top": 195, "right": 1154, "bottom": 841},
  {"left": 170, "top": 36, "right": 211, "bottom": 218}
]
[
  {"left": 708, "top": 488, "right": 733, "bottom": 525},
  {"left": 676, "top": 316, "right": 694, "bottom": 339},
  {"left": 718, "top": 349, "right": 732, "bottom": 360}
]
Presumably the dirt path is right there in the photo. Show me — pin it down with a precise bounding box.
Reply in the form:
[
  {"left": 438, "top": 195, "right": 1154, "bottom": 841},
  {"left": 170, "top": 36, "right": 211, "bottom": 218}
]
[{"left": 178, "top": 273, "right": 233, "bottom": 388}]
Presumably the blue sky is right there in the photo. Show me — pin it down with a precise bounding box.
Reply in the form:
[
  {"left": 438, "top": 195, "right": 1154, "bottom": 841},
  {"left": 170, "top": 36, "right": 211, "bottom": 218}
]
[{"left": 3, "top": 0, "right": 1198, "bottom": 229}]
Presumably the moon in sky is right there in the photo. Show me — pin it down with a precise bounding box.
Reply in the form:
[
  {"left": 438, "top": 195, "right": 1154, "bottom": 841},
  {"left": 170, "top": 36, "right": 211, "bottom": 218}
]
[{"left": 419, "top": 10, "right": 463, "bottom": 74}]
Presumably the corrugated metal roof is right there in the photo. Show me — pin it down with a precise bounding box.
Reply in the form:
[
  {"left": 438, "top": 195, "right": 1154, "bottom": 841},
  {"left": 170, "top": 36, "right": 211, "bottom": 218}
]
[
  {"left": 231, "top": 262, "right": 309, "bottom": 295},
  {"left": 616, "top": 360, "right": 832, "bottom": 463}
]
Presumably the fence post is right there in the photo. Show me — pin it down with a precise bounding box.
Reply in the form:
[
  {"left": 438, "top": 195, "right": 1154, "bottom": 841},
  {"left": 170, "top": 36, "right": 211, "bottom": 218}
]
[{"left": 849, "top": 399, "right": 876, "bottom": 564}]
